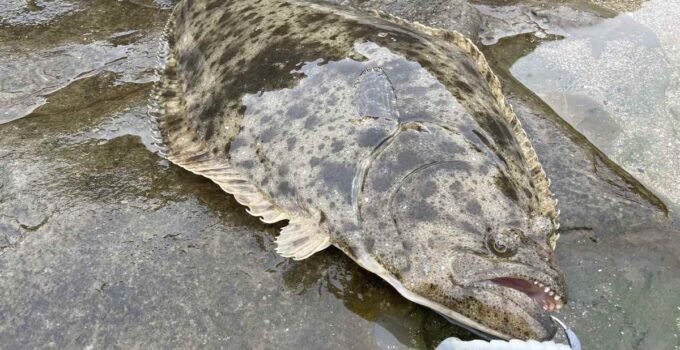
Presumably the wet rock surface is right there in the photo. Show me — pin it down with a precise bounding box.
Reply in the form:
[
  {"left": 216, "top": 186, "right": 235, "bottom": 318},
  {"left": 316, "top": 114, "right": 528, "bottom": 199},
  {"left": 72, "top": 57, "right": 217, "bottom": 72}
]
[
  {"left": 473, "top": 0, "right": 610, "bottom": 45},
  {"left": 325, "top": 0, "right": 481, "bottom": 40},
  {"left": 0, "top": 0, "right": 678, "bottom": 349}
]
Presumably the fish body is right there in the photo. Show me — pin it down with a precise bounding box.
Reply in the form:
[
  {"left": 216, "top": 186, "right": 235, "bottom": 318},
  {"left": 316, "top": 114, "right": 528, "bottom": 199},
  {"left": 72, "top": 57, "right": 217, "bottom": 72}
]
[{"left": 150, "top": 0, "right": 566, "bottom": 340}]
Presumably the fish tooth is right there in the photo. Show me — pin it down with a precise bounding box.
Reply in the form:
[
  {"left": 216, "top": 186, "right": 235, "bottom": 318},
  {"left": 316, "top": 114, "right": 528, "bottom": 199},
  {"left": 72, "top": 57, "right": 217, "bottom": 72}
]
[
  {"left": 555, "top": 295, "right": 561, "bottom": 301},
  {"left": 543, "top": 305, "right": 548, "bottom": 311},
  {"left": 544, "top": 287, "right": 550, "bottom": 293},
  {"left": 556, "top": 304, "right": 562, "bottom": 310},
  {"left": 549, "top": 291, "right": 555, "bottom": 296},
  {"left": 539, "top": 283, "right": 544, "bottom": 287},
  {"left": 533, "top": 281, "right": 538, "bottom": 285}
]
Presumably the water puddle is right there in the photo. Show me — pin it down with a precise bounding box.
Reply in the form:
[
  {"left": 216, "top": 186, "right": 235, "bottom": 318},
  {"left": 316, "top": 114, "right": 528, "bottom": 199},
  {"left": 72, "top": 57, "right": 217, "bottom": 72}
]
[
  {"left": 506, "top": 0, "right": 680, "bottom": 211},
  {"left": 0, "top": 0, "right": 79, "bottom": 26},
  {"left": 0, "top": 34, "right": 160, "bottom": 124}
]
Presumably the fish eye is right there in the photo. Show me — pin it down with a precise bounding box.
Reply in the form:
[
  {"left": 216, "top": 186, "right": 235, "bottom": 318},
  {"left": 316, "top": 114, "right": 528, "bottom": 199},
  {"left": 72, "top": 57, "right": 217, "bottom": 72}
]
[
  {"left": 493, "top": 240, "right": 507, "bottom": 253},
  {"left": 486, "top": 231, "right": 519, "bottom": 257}
]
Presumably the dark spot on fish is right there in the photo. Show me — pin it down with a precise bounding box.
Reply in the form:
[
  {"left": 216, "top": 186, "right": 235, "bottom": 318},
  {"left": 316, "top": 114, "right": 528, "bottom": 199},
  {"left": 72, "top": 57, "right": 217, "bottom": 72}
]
[
  {"left": 342, "top": 222, "right": 359, "bottom": 232},
  {"left": 239, "top": 5, "right": 255, "bottom": 14},
  {"left": 305, "top": 12, "right": 329, "bottom": 23},
  {"left": 218, "top": 46, "right": 240, "bottom": 65},
  {"left": 249, "top": 29, "right": 262, "bottom": 39},
  {"left": 206, "top": 0, "right": 225, "bottom": 11},
  {"left": 239, "top": 160, "right": 255, "bottom": 169},
  {"left": 357, "top": 128, "right": 388, "bottom": 147},
  {"left": 204, "top": 122, "right": 215, "bottom": 140},
  {"left": 372, "top": 176, "right": 391, "bottom": 192},
  {"left": 272, "top": 23, "right": 290, "bottom": 36},
  {"left": 397, "top": 187, "right": 436, "bottom": 221},
  {"left": 304, "top": 115, "right": 319, "bottom": 129},
  {"left": 310, "top": 157, "right": 321, "bottom": 167},
  {"left": 278, "top": 181, "right": 294, "bottom": 195},
  {"left": 287, "top": 103, "right": 307, "bottom": 120},
  {"left": 465, "top": 200, "right": 482, "bottom": 215},
  {"left": 229, "top": 137, "right": 245, "bottom": 152},
  {"left": 445, "top": 160, "right": 472, "bottom": 173},
  {"left": 286, "top": 137, "right": 297, "bottom": 151},
  {"left": 420, "top": 180, "right": 438, "bottom": 198},
  {"left": 461, "top": 221, "right": 480, "bottom": 234},
  {"left": 278, "top": 164, "right": 289, "bottom": 176},
  {"left": 219, "top": 9, "right": 232, "bottom": 23},
  {"left": 260, "top": 128, "right": 276, "bottom": 143},
  {"left": 395, "top": 150, "right": 421, "bottom": 172},
  {"left": 364, "top": 237, "right": 375, "bottom": 252},
  {"left": 331, "top": 140, "right": 344, "bottom": 152},
  {"left": 450, "top": 181, "right": 462, "bottom": 192},
  {"left": 249, "top": 15, "right": 263, "bottom": 25},
  {"left": 461, "top": 59, "right": 477, "bottom": 76},
  {"left": 319, "top": 161, "right": 354, "bottom": 203},
  {"left": 456, "top": 80, "right": 473, "bottom": 94},
  {"left": 242, "top": 12, "right": 257, "bottom": 22}
]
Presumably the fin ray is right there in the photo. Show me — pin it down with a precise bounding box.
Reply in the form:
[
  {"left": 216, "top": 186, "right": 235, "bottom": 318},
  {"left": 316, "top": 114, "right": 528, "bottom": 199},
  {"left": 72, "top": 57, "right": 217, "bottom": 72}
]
[{"left": 275, "top": 214, "right": 332, "bottom": 260}]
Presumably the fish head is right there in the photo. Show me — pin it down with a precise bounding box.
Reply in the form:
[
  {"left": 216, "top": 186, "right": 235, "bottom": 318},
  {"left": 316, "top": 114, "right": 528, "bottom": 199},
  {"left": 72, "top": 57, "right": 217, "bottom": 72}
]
[{"left": 357, "top": 125, "right": 566, "bottom": 340}]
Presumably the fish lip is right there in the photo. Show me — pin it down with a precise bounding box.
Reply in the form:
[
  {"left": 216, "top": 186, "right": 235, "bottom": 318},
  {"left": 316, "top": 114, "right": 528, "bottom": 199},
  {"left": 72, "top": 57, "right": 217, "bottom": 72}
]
[
  {"left": 486, "top": 276, "right": 565, "bottom": 312},
  {"left": 468, "top": 268, "right": 567, "bottom": 306},
  {"left": 468, "top": 270, "right": 567, "bottom": 335}
]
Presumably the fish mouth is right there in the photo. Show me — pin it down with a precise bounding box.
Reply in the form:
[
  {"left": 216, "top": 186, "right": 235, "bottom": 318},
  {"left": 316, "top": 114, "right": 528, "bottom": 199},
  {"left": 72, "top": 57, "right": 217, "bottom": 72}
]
[{"left": 490, "top": 277, "right": 564, "bottom": 312}]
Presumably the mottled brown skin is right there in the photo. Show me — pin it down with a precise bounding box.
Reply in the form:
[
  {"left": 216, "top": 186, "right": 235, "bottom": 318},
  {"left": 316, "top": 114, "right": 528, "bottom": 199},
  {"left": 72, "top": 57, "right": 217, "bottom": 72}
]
[{"left": 159, "top": 0, "right": 566, "bottom": 340}]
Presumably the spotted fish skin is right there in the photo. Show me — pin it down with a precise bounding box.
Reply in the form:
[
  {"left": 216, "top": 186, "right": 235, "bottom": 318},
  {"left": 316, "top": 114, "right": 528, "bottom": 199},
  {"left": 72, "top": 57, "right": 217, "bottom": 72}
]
[{"left": 151, "top": 0, "right": 564, "bottom": 341}]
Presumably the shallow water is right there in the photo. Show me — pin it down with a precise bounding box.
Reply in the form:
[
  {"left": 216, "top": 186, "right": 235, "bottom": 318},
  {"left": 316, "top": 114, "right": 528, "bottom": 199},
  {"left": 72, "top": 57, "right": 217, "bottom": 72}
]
[
  {"left": 0, "top": 1, "right": 678, "bottom": 349},
  {"left": 508, "top": 0, "right": 680, "bottom": 212}
]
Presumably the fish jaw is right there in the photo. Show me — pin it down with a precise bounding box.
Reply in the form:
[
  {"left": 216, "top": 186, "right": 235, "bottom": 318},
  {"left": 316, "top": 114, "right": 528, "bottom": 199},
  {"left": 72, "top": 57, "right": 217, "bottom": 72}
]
[
  {"left": 346, "top": 243, "right": 565, "bottom": 341},
  {"left": 489, "top": 277, "right": 564, "bottom": 312}
]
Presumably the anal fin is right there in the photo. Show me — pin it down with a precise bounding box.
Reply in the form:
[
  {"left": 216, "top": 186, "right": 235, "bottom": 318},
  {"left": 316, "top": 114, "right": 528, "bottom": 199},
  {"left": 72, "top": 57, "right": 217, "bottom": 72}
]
[{"left": 275, "top": 212, "right": 331, "bottom": 261}]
